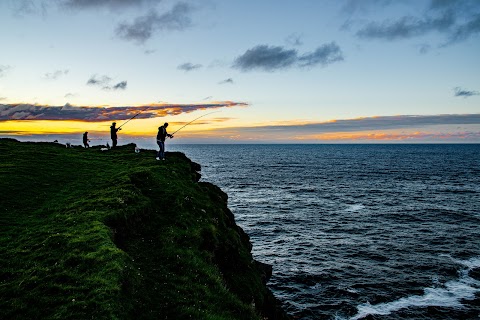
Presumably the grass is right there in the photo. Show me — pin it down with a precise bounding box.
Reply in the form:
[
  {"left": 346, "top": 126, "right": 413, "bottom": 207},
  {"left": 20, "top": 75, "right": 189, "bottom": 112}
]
[{"left": 0, "top": 139, "right": 287, "bottom": 320}]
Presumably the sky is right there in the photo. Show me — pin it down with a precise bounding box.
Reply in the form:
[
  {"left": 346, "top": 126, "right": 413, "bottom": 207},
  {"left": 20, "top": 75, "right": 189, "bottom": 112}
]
[{"left": 0, "top": 0, "right": 479, "bottom": 146}]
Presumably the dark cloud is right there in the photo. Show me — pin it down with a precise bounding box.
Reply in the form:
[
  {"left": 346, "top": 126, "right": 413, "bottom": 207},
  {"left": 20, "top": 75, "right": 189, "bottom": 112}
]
[
  {"left": 233, "top": 43, "right": 344, "bottom": 72},
  {"left": 44, "top": 69, "right": 69, "bottom": 80},
  {"left": 64, "top": 93, "right": 76, "bottom": 98},
  {"left": 219, "top": 78, "right": 234, "bottom": 84},
  {"left": 115, "top": 2, "right": 193, "bottom": 44},
  {"left": 233, "top": 45, "right": 297, "bottom": 72},
  {"left": 116, "top": 11, "right": 157, "bottom": 43},
  {"left": 454, "top": 87, "right": 480, "bottom": 98},
  {"left": 351, "top": 0, "right": 480, "bottom": 45},
  {"left": 112, "top": 81, "right": 127, "bottom": 90},
  {"left": 87, "top": 75, "right": 127, "bottom": 90},
  {"left": 298, "top": 43, "right": 344, "bottom": 67},
  {"left": 356, "top": 11, "right": 455, "bottom": 40},
  {"left": 87, "top": 74, "right": 112, "bottom": 86},
  {"left": 11, "top": 1, "right": 194, "bottom": 45},
  {"left": 177, "top": 62, "right": 202, "bottom": 72},
  {"left": 0, "top": 97, "right": 7, "bottom": 101},
  {"left": 447, "top": 14, "right": 480, "bottom": 44},
  {"left": 0, "top": 101, "right": 248, "bottom": 121}
]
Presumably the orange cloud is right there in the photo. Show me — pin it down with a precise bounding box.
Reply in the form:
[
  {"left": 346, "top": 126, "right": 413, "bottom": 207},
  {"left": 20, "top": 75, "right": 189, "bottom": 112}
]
[{"left": 0, "top": 101, "right": 248, "bottom": 122}]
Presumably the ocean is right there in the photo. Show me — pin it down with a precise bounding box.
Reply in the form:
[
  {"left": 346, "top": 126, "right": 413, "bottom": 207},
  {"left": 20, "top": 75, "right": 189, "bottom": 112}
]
[{"left": 169, "top": 144, "right": 480, "bottom": 320}]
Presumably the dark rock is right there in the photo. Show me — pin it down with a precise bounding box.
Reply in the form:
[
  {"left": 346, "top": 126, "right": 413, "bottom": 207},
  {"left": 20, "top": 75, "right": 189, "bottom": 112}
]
[{"left": 255, "top": 260, "right": 273, "bottom": 284}]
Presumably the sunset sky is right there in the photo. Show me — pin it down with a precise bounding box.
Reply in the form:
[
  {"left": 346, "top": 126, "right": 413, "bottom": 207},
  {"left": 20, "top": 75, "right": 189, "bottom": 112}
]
[{"left": 1, "top": 0, "right": 479, "bottom": 146}]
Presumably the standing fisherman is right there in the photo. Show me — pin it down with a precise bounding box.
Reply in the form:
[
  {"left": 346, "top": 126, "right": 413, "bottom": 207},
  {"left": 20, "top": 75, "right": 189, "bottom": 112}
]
[
  {"left": 110, "top": 122, "right": 121, "bottom": 148},
  {"left": 156, "top": 123, "right": 173, "bottom": 160},
  {"left": 83, "top": 131, "right": 90, "bottom": 148}
]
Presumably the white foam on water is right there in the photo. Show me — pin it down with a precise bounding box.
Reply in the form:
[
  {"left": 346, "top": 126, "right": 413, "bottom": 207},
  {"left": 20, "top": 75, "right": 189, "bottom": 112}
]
[
  {"left": 345, "top": 204, "right": 365, "bottom": 212},
  {"left": 452, "top": 256, "right": 480, "bottom": 269},
  {"left": 348, "top": 256, "right": 480, "bottom": 320}
]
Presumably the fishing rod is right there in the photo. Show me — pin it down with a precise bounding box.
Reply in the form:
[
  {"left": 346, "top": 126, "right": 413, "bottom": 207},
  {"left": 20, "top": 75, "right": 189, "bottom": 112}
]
[
  {"left": 171, "top": 111, "right": 220, "bottom": 136},
  {"left": 117, "top": 111, "right": 143, "bottom": 130}
]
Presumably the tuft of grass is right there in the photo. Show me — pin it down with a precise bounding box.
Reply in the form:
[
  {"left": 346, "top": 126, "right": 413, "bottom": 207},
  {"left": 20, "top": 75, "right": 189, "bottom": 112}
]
[{"left": 0, "top": 139, "right": 287, "bottom": 319}]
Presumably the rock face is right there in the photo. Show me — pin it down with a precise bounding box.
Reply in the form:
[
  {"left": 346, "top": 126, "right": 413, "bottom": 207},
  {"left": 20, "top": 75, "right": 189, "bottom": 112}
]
[
  {"left": 195, "top": 181, "right": 290, "bottom": 320},
  {"left": 167, "top": 152, "right": 291, "bottom": 319}
]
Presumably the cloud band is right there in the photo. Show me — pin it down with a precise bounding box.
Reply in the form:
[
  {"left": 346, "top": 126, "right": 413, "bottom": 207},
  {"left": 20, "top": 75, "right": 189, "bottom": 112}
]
[
  {"left": 233, "top": 42, "right": 344, "bottom": 72},
  {"left": 0, "top": 101, "right": 248, "bottom": 121},
  {"left": 225, "top": 114, "right": 480, "bottom": 134}
]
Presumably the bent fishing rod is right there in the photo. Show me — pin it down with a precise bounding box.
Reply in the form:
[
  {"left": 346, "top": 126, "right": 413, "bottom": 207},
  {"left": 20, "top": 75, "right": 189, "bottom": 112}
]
[
  {"left": 171, "top": 111, "right": 220, "bottom": 136},
  {"left": 117, "top": 110, "right": 143, "bottom": 130}
]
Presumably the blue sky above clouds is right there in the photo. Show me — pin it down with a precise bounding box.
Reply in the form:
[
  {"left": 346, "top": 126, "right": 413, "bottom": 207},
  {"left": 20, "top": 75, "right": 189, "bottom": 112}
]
[{"left": 0, "top": 0, "right": 479, "bottom": 143}]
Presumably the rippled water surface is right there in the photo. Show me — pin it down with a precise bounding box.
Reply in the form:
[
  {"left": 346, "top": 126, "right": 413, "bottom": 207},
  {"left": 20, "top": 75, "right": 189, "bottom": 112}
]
[{"left": 171, "top": 144, "right": 480, "bottom": 319}]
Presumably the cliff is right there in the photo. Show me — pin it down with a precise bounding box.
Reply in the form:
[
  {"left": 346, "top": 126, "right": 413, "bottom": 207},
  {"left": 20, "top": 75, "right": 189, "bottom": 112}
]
[{"left": 0, "top": 139, "right": 289, "bottom": 320}]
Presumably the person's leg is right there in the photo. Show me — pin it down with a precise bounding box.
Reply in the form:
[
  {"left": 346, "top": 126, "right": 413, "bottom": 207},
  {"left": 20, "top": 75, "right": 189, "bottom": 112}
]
[
  {"left": 156, "top": 141, "right": 163, "bottom": 159},
  {"left": 160, "top": 141, "right": 165, "bottom": 159}
]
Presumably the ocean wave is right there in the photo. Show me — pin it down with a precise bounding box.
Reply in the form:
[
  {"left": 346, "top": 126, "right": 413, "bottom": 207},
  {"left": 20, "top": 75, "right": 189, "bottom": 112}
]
[
  {"left": 345, "top": 204, "right": 365, "bottom": 212},
  {"left": 348, "top": 256, "right": 480, "bottom": 320}
]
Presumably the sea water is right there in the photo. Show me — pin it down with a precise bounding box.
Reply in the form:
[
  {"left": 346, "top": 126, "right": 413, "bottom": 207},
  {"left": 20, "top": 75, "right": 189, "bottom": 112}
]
[{"left": 170, "top": 144, "right": 480, "bottom": 319}]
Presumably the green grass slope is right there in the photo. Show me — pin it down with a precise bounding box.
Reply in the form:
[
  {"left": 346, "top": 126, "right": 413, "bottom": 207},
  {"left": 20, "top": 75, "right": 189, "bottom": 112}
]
[{"left": 0, "top": 139, "right": 289, "bottom": 320}]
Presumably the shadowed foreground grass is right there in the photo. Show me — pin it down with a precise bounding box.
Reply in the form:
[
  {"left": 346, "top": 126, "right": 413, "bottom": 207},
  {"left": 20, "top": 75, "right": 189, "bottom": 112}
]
[{"left": 0, "top": 139, "right": 288, "bottom": 320}]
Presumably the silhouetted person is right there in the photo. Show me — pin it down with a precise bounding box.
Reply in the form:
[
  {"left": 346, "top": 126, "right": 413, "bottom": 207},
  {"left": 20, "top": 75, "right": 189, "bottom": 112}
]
[
  {"left": 110, "top": 122, "right": 121, "bottom": 148},
  {"left": 83, "top": 132, "right": 90, "bottom": 148},
  {"left": 156, "top": 122, "right": 173, "bottom": 160}
]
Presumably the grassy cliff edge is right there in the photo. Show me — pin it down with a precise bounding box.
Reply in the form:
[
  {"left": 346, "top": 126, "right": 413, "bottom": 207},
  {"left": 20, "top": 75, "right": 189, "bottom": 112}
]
[{"left": 0, "top": 139, "right": 289, "bottom": 320}]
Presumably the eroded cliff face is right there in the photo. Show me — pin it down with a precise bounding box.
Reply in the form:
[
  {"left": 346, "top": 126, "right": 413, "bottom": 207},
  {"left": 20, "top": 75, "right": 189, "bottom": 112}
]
[
  {"left": 93, "top": 145, "right": 291, "bottom": 319},
  {"left": 0, "top": 140, "right": 289, "bottom": 319},
  {"left": 197, "top": 181, "right": 290, "bottom": 320},
  {"left": 118, "top": 151, "right": 291, "bottom": 319}
]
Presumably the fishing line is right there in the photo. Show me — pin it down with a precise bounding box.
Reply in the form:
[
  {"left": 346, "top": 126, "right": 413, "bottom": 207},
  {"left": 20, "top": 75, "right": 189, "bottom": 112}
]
[
  {"left": 171, "top": 111, "right": 221, "bottom": 136},
  {"left": 118, "top": 110, "right": 143, "bottom": 129}
]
